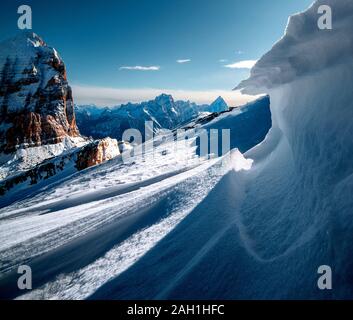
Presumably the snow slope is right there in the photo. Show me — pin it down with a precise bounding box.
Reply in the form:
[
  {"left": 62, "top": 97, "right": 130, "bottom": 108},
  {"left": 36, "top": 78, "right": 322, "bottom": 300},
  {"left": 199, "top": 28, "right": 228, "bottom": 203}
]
[{"left": 0, "top": 128, "right": 251, "bottom": 299}]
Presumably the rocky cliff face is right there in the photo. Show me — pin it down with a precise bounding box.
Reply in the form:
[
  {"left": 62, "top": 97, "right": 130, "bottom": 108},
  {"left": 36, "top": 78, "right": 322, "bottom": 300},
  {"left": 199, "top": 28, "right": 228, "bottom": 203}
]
[
  {"left": 0, "top": 33, "right": 122, "bottom": 197},
  {"left": 0, "top": 137, "right": 123, "bottom": 200},
  {"left": 76, "top": 138, "right": 120, "bottom": 170},
  {"left": 0, "top": 32, "right": 79, "bottom": 153}
]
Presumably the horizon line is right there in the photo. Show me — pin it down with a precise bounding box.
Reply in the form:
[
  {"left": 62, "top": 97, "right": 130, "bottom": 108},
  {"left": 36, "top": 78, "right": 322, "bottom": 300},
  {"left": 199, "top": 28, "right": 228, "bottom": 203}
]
[{"left": 71, "top": 85, "right": 261, "bottom": 108}]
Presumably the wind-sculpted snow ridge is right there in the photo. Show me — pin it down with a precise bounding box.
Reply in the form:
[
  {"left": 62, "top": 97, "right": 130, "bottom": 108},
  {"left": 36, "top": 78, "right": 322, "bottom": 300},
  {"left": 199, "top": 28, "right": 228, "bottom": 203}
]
[
  {"left": 15, "top": 151, "right": 251, "bottom": 300},
  {"left": 236, "top": 0, "right": 353, "bottom": 94},
  {"left": 225, "top": 0, "right": 353, "bottom": 299}
]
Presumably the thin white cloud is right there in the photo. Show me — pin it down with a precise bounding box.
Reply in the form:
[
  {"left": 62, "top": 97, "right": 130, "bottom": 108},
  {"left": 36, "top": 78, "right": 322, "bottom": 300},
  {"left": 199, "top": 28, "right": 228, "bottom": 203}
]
[
  {"left": 218, "top": 59, "right": 227, "bottom": 63},
  {"left": 72, "top": 85, "right": 260, "bottom": 107},
  {"left": 235, "top": 50, "right": 244, "bottom": 54},
  {"left": 176, "top": 59, "right": 191, "bottom": 64},
  {"left": 224, "top": 60, "right": 257, "bottom": 69},
  {"left": 119, "top": 65, "right": 160, "bottom": 71}
]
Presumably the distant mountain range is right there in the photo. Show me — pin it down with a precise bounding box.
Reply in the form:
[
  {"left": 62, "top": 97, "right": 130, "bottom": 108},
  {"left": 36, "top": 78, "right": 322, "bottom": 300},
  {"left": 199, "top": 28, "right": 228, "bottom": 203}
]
[{"left": 75, "top": 94, "right": 229, "bottom": 141}]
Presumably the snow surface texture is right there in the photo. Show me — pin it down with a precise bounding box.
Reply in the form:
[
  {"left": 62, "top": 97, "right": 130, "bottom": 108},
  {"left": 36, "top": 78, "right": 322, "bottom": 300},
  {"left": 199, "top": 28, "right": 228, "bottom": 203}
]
[
  {"left": 0, "top": 126, "right": 252, "bottom": 299},
  {"left": 233, "top": 0, "right": 353, "bottom": 298},
  {"left": 1, "top": 0, "right": 352, "bottom": 299}
]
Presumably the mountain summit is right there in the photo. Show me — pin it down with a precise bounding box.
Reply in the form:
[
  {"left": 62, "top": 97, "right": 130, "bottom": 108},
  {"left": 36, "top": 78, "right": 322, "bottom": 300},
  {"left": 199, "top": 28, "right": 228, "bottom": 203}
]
[
  {"left": 208, "top": 96, "right": 228, "bottom": 113},
  {"left": 0, "top": 32, "right": 79, "bottom": 153},
  {"left": 0, "top": 33, "right": 125, "bottom": 188}
]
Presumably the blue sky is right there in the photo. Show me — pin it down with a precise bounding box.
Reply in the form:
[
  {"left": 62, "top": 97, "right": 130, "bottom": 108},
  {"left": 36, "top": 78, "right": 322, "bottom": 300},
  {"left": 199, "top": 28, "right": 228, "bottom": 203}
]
[{"left": 1, "top": 0, "right": 313, "bottom": 106}]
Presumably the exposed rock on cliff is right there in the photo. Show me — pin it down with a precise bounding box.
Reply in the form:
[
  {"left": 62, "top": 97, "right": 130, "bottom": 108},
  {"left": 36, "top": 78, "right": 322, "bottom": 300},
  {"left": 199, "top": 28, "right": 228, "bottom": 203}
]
[
  {"left": 76, "top": 138, "right": 120, "bottom": 170},
  {"left": 0, "top": 32, "right": 79, "bottom": 153},
  {"left": 0, "top": 33, "right": 123, "bottom": 198},
  {"left": 0, "top": 138, "right": 125, "bottom": 202}
]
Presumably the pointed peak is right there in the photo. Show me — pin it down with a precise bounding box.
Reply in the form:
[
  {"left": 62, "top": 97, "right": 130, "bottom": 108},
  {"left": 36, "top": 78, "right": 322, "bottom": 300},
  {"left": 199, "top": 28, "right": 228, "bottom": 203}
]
[
  {"left": 207, "top": 96, "right": 229, "bottom": 113},
  {"left": 22, "top": 31, "right": 46, "bottom": 47},
  {"left": 155, "top": 93, "right": 173, "bottom": 99},
  {"left": 17, "top": 31, "right": 44, "bottom": 42},
  {"left": 154, "top": 93, "right": 174, "bottom": 104},
  {"left": 211, "top": 96, "right": 226, "bottom": 105}
]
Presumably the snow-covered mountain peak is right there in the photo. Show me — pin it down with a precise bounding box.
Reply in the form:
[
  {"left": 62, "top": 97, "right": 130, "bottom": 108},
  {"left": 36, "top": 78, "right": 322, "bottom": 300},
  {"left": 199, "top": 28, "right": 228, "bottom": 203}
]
[
  {"left": 14, "top": 31, "right": 45, "bottom": 48},
  {"left": 76, "top": 94, "right": 233, "bottom": 141},
  {"left": 0, "top": 32, "right": 50, "bottom": 68},
  {"left": 0, "top": 33, "right": 123, "bottom": 181},
  {"left": 209, "top": 96, "right": 228, "bottom": 113},
  {"left": 0, "top": 32, "right": 79, "bottom": 153},
  {"left": 154, "top": 93, "right": 174, "bottom": 106},
  {"left": 1, "top": 31, "right": 45, "bottom": 50}
]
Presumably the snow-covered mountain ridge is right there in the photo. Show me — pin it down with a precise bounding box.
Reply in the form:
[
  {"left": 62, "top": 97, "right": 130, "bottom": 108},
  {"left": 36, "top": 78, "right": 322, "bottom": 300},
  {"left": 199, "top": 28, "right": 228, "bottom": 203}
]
[
  {"left": 0, "top": 32, "right": 79, "bottom": 153},
  {"left": 75, "top": 94, "right": 230, "bottom": 141}
]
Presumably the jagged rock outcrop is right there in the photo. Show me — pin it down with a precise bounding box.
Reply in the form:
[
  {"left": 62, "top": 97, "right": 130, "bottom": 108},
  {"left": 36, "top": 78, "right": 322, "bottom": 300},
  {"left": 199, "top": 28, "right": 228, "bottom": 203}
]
[
  {"left": 0, "top": 32, "right": 79, "bottom": 153},
  {"left": 0, "top": 138, "right": 128, "bottom": 202},
  {"left": 76, "top": 138, "right": 120, "bottom": 170}
]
